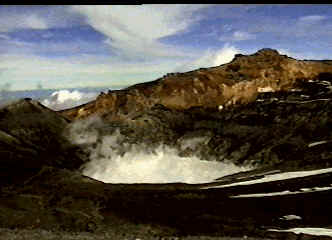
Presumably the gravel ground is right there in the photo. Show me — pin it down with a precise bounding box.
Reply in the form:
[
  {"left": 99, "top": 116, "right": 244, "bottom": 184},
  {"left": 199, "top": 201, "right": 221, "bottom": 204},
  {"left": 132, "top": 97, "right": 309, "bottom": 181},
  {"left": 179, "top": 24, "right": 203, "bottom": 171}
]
[{"left": 0, "top": 228, "right": 267, "bottom": 240}]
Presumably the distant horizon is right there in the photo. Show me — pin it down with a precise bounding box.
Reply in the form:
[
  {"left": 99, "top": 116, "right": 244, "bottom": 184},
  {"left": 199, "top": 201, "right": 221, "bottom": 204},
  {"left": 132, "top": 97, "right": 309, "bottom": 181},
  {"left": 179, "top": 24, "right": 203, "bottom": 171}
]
[
  {"left": 0, "top": 87, "right": 116, "bottom": 111},
  {"left": 0, "top": 85, "right": 129, "bottom": 92}
]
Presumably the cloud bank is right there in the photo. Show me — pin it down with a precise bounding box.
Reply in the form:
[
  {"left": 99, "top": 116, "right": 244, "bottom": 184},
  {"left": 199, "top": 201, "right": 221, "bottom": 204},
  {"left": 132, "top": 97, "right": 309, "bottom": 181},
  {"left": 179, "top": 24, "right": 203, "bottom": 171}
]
[{"left": 0, "top": 13, "right": 48, "bottom": 32}]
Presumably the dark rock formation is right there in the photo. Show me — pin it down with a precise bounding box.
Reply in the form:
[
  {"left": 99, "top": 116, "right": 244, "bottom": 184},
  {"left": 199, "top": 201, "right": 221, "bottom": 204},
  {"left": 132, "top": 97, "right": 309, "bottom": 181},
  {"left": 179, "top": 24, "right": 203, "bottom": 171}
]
[{"left": 0, "top": 99, "right": 86, "bottom": 186}]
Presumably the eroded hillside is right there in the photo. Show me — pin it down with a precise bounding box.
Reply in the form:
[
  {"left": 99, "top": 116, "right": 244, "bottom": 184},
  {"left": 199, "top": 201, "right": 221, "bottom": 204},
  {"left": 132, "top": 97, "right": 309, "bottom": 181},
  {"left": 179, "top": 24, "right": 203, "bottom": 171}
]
[{"left": 60, "top": 49, "right": 332, "bottom": 121}]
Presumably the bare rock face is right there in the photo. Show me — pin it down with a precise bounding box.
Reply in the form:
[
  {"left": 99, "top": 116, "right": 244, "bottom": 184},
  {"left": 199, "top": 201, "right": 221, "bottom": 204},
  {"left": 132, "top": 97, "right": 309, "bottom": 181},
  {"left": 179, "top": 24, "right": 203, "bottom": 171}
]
[{"left": 60, "top": 48, "right": 332, "bottom": 121}]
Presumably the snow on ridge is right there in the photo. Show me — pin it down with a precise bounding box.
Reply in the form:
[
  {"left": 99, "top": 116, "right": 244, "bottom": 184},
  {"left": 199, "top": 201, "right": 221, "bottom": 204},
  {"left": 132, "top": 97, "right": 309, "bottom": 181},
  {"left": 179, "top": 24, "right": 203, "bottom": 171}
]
[
  {"left": 231, "top": 190, "right": 292, "bottom": 198},
  {"left": 308, "top": 140, "right": 328, "bottom": 148},
  {"left": 230, "top": 185, "right": 332, "bottom": 198},
  {"left": 268, "top": 228, "right": 332, "bottom": 237},
  {"left": 279, "top": 215, "right": 302, "bottom": 221},
  {"left": 202, "top": 167, "right": 332, "bottom": 189}
]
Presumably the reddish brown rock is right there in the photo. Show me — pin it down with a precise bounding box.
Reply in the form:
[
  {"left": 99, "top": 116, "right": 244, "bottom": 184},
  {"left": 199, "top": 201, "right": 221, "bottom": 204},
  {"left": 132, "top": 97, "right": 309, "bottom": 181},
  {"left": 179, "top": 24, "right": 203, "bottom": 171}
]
[{"left": 59, "top": 48, "right": 332, "bottom": 121}]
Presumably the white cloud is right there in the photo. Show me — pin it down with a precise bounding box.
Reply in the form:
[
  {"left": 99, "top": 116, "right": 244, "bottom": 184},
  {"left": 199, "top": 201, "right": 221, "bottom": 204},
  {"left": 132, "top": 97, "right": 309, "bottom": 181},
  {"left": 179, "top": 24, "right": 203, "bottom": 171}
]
[
  {"left": 213, "top": 45, "right": 240, "bottom": 65},
  {"left": 0, "top": 54, "right": 182, "bottom": 90},
  {"left": 70, "top": 5, "right": 210, "bottom": 60},
  {"left": 233, "top": 31, "right": 256, "bottom": 41},
  {"left": 24, "top": 14, "right": 48, "bottom": 29},
  {"left": 0, "top": 34, "right": 10, "bottom": 40},
  {"left": 295, "top": 15, "right": 328, "bottom": 36},
  {"left": 175, "top": 44, "right": 240, "bottom": 72},
  {"left": 274, "top": 47, "right": 328, "bottom": 60},
  {"left": 0, "top": 13, "right": 48, "bottom": 32},
  {"left": 298, "top": 15, "right": 327, "bottom": 22},
  {"left": 277, "top": 48, "right": 293, "bottom": 56},
  {"left": 241, "top": 12, "right": 331, "bottom": 39},
  {"left": 220, "top": 31, "right": 256, "bottom": 42},
  {"left": 42, "top": 89, "right": 98, "bottom": 111}
]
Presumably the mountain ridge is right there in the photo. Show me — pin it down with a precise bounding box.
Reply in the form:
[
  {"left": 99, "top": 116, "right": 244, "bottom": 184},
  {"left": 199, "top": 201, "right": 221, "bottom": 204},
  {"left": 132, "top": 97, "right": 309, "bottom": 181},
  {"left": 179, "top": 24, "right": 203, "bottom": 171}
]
[{"left": 59, "top": 48, "right": 332, "bottom": 121}]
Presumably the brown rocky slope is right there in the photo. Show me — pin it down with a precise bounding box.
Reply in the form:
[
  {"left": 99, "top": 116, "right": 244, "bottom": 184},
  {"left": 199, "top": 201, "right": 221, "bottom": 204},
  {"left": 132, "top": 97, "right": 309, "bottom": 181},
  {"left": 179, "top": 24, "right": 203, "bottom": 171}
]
[{"left": 60, "top": 48, "right": 332, "bottom": 121}]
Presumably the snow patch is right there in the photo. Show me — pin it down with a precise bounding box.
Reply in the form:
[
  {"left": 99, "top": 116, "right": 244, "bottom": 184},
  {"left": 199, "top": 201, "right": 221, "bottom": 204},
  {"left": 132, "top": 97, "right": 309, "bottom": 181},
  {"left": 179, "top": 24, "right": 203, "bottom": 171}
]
[
  {"left": 269, "top": 228, "right": 332, "bottom": 237},
  {"left": 231, "top": 190, "right": 292, "bottom": 198},
  {"left": 277, "top": 99, "right": 331, "bottom": 106},
  {"left": 290, "top": 88, "right": 301, "bottom": 92},
  {"left": 202, "top": 168, "right": 332, "bottom": 189},
  {"left": 320, "top": 81, "right": 331, "bottom": 86},
  {"left": 279, "top": 215, "right": 302, "bottom": 221},
  {"left": 230, "top": 185, "right": 332, "bottom": 198},
  {"left": 308, "top": 141, "right": 328, "bottom": 148}
]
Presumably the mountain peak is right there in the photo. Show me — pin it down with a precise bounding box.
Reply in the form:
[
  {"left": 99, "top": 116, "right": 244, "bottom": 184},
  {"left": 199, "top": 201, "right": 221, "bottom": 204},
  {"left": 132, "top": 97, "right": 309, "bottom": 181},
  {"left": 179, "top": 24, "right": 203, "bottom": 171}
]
[
  {"left": 232, "top": 48, "right": 281, "bottom": 62},
  {"left": 256, "top": 48, "right": 280, "bottom": 56}
]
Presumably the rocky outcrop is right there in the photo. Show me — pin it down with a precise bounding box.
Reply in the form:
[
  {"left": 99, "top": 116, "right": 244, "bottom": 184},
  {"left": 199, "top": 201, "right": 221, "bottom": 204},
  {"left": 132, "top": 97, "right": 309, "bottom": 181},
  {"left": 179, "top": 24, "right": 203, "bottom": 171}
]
[
  {"left": 55, "top": 49, "right": 332, "bottom": 172},
  {"left": 63, "top": 75, "right": 332, "bottom": 171},
  {"left": 60, "top": 49, "right": 332, "bottom": 121},
  {"left": 0, "top": 99, "right": 86, "bottom": 186}
]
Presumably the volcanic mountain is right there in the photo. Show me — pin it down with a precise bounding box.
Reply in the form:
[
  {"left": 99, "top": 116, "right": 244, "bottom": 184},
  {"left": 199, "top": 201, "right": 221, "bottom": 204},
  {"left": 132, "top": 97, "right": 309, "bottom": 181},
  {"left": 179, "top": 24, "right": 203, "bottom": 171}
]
[
  {"left": 0, "top": 48, "right": 332, "bottom": 239},
  {"left": 60, "top": 48, "right": 332, "bottom": 120},
  {"left": 59, "top": 48, "right": 332, "bottom": 169}
]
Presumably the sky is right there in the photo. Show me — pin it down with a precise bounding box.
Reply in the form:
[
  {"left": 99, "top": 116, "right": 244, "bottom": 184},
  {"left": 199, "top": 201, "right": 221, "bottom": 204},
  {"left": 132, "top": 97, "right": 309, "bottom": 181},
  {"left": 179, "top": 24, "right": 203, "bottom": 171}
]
[{"left": 1, "top": 5, "right": 332, "bottom": 91}]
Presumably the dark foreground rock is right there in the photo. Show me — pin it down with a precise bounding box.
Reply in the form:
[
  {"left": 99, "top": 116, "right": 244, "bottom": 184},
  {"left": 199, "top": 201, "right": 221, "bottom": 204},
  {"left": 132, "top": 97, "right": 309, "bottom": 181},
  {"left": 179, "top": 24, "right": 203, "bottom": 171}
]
[
  {"left": 2, "top": 165, "right": 332, "bottom": 239},
  {"left": 0, "top": 99, "right": 86, "bottom": 186},
  {"left": 0, "top": 228, "right": 270, "bottom": 240}
]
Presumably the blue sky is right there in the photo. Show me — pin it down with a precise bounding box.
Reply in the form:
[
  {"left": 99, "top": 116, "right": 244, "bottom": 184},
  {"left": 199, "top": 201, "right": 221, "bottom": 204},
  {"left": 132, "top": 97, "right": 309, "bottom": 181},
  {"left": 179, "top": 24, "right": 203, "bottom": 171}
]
[{"left": 1, "top": 5, "right": 332, "bottom": 91}]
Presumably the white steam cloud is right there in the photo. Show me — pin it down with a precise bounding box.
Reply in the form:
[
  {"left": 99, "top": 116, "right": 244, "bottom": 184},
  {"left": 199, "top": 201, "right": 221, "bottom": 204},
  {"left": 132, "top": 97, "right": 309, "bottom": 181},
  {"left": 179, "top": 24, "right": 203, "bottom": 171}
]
[
  {"left": 66, "top": 117, "right": 249, "bottom": 184},
  {"left": 42, "top": 89, "right": 98, "bottom": 111},
  {"left": 175, "top": 44, "right": 240, "bottom": 72}
]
